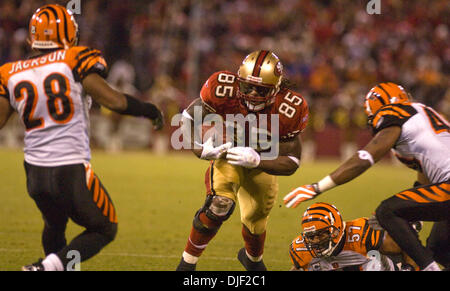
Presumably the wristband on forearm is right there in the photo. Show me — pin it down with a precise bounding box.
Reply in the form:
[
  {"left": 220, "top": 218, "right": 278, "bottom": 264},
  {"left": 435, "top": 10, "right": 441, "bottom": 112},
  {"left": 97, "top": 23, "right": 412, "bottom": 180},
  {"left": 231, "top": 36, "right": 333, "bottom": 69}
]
[
  {"left": 120, "top": 94, "right": 160, "bottom": 119},
  {"left": 313, "top": 175, "right": 337, "bottom": 194}
]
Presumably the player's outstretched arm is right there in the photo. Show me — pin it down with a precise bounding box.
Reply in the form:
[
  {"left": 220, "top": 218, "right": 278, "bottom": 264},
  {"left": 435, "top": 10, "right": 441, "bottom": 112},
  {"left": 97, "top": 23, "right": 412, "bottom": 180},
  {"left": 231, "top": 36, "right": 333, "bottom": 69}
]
[
  {"left": 284, "top": 126, "right": 401, "bottom": 208},
  {"left": 82, "top": 73, "right": 164, "bottom": 130}
]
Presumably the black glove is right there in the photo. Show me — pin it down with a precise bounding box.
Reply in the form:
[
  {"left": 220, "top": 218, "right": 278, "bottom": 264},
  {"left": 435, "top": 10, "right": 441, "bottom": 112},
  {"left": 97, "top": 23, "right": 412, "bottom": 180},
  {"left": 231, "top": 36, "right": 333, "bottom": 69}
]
[
  {"left": 121, "top": 94, "right": 164, "bottom": 130},
  {"left": 151, "top": 109, "right": 164, "bottom": 131}
]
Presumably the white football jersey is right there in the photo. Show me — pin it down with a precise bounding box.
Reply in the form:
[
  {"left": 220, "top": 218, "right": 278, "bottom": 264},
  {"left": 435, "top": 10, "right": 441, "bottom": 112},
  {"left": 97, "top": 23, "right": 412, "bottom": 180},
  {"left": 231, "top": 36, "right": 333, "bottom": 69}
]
[
  {"left": 0, "top": 47, "right": 108, "bottom": 166},
  {"left": 371, "top": 102, "right": 450, "bottom": 183}
]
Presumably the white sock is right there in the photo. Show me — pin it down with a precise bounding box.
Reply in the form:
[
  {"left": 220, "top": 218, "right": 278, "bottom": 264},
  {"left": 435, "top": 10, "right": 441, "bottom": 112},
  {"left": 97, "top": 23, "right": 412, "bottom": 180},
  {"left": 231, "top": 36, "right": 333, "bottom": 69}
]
[
  {"left": 182, "top": 251, "right": 199, "bottom": 264},
  {"left": 422, "top": 261, "right": 441, "bottom": 271},
  {"left": 42, "top": 253, "right": 64, "bottom": 271},
  {"left": 245, "top": 250, "right": 263, "bottom": 262}
]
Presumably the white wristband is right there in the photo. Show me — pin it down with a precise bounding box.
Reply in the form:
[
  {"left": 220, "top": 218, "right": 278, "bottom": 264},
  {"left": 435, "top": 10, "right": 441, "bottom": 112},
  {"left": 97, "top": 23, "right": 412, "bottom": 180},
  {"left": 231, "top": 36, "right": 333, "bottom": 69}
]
[
  {"left": 357, "top": 150, "right": 375, "bottom": 165},
  {"left": 287, "top": 156, "right": 300, "bottom": 166},
  {"left": 316, "top": 175, "right": 337, "bottom": 193}
]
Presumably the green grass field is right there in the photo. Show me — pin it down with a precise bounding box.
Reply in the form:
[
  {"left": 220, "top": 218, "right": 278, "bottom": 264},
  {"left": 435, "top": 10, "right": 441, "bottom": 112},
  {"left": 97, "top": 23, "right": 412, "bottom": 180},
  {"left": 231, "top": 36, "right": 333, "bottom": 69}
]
[{"left": 0, "top": 148, "right": 432, "bottom": 271}]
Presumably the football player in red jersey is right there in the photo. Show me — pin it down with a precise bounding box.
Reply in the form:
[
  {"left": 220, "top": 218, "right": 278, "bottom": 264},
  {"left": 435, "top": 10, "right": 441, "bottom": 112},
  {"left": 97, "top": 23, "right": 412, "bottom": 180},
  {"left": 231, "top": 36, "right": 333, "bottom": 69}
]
[{"left": 176, "top": 50, "right": 309, "bottom": 270}]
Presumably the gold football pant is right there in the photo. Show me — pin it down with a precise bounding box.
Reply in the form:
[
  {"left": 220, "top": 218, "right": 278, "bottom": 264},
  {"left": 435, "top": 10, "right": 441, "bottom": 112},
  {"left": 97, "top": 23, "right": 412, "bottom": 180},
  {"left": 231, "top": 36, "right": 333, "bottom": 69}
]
[{"left": 205, "top": 159, "right": 278, "bottom": 235}]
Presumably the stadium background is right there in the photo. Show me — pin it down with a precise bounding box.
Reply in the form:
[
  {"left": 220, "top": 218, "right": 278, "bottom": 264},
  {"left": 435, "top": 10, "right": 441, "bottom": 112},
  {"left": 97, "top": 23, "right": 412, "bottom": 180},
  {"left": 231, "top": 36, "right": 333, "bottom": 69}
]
[{"left": 0, "top": 0, "right": 448, "bottom": 270}]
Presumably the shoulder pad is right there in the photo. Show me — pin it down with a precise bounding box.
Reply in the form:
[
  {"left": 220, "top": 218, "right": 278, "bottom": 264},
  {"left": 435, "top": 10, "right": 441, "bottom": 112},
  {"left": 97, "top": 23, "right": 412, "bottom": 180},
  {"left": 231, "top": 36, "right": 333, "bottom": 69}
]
[
  {"left": 200, "top": 71, "right": 239, "bottom": 112},
  {"left": 66, "top": 46, "right": 108, "bottom": 81},
  {"left": 372, "top": 103, "right": 417, "bottom": 133}
]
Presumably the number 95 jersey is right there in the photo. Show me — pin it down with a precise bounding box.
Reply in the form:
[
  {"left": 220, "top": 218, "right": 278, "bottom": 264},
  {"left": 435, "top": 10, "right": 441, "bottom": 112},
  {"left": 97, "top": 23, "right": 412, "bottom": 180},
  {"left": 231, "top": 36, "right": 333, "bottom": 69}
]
[
  {"left": 0, "top": 47, "right": 107, "bottom": 166},
  {"left": 200, "top": 71, "right": 309, "bottom": 141}
]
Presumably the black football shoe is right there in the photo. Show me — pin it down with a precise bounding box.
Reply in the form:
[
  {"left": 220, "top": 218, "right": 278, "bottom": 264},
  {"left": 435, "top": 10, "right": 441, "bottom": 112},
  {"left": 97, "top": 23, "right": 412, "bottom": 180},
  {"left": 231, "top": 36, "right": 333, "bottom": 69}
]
[
  {"left": 237, "top": 248, "right": 267, "bottom": 271},
  {"left": 22, "top": 259, "right": 45, "bottom": 271},
  {"left": 176, "top": 258, "right": 197, "bottom": 271}
]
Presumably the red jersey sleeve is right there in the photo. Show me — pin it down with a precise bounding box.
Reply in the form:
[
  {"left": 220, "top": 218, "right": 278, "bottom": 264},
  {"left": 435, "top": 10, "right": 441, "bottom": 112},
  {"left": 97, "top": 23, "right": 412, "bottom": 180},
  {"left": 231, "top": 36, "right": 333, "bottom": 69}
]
[
  {"left": 199, "top": 71, "right": 240, "bottom": 115},
  {"left": 274, "top": 90, "right": 309, "bottom": 140}
]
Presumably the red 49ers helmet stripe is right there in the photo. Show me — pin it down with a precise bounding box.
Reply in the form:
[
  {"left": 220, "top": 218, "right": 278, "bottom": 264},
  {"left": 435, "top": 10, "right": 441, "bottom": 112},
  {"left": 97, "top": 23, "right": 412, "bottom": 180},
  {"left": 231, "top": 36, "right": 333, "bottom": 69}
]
[{"left": 251, "top": 50, "right": 270, "bottom": 77}]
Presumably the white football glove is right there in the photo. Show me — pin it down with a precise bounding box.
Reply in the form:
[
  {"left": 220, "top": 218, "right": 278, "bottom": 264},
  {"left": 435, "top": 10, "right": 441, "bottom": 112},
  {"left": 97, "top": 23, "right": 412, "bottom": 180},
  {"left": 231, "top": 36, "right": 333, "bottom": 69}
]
[
  {"left": 196, "top": 137, "right": 232, "bottom": 160},
  {"left": 226, "top": 147, "right": 261, "bottom": 168}
]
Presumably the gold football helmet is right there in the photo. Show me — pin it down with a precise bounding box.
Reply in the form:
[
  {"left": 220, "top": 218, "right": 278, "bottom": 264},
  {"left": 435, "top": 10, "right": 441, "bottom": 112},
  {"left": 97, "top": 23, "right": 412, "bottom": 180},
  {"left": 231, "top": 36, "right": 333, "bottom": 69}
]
[
  {"left": 237, "top": 50, "right": 283, "bottom": 111},
  {"left": 364, "top": 82, "right": 410, "bottom": 125},
  {"left": 301, "top": 202, "right": 346, "bottom": 258}
]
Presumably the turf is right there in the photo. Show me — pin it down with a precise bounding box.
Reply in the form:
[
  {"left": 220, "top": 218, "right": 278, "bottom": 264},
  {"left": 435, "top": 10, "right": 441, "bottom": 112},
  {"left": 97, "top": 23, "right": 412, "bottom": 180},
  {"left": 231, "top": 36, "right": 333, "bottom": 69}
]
[{"left": 0, "top": 148, "right": 432, "bottom": 271}]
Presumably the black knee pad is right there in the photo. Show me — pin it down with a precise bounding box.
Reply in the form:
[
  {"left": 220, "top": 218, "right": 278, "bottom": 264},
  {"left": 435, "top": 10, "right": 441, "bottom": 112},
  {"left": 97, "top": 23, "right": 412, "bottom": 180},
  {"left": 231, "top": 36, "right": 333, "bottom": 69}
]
[{"left": 193, "top": 195, "right": 235, "bottom": 233}]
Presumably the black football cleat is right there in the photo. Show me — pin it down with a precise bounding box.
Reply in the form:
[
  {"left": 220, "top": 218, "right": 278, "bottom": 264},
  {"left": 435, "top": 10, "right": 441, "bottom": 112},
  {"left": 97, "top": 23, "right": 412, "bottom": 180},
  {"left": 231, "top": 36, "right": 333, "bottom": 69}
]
[
  {"left": 176, "top": 258, "right": 197, "bottom": 271},
  {"left": 22, "top": 259, "right": 45, "bottom": 271},
  {"left": 237, "top": 248, "right": 267, "bottom": 271}
]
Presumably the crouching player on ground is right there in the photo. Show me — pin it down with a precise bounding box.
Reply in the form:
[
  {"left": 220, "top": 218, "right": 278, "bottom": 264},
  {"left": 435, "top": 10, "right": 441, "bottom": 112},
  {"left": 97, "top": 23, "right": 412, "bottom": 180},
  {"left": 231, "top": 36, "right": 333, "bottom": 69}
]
[
  {"left": 284, "top": 83, "right": 450, "bottom": 271},
  {"left": 289, "top": 202, "right": 418, "bottom": 271}
]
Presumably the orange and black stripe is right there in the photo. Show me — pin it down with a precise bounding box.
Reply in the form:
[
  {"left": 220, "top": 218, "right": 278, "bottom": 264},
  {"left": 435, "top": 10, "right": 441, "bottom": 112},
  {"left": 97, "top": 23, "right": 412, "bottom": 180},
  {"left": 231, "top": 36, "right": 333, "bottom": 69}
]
[
  {"left": 0, "top": 82, "right": 8, "bottom": 100},
  {"left": 372, "top": 103, "right": 415, "bottom": 128},
  {"left": 86, "top": 171, "right": 118, "bottom": 224},
  {"left": 289, "top": 242, "right": 305, "bottom": 269},
  {"left": 30, "top": 4, "right": 78, "bottom": 48},
  {"left": 72, "top": 48, "right": 107, "bottom": 81},
  {"left": 302, "top": 205, "right": 339, "bottom": 226},
  {"left": 375, "top": 83, "right": 392, "bottom": 103},
  {"left": 396, "top": 181, "right": 450, "bottom": 203},
  {"left": 251, "top": 50, "right": 270, "bottom": 77}
]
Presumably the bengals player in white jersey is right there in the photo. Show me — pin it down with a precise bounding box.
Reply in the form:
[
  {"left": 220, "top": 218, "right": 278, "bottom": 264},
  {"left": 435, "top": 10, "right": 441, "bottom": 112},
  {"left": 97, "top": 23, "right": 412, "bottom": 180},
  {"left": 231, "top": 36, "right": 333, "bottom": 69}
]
[
  {"left": 176, "top": 50, "right": 309, "bottom": 271},
  {"left": 0, "top": 4, "right": 163, "bottom": 271},
  {"left": 290, "top": 202, "right": 418, "bottom": 271},
  {"left": 284, "top": 82, "right": 450, "bottom": 271}
]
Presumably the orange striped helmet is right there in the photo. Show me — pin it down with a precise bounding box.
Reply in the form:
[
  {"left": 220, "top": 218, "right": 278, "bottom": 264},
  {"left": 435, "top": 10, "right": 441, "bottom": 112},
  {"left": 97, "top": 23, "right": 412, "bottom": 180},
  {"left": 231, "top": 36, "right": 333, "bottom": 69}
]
[
  {"left": 29, "top": 4, "right": 79, "bottom": 50},
  {"left": 364, "top": 82, "right": 410, "bottom": 124},
  {"left": 301, "top": 202, "right": 346, "bottom": 258}
]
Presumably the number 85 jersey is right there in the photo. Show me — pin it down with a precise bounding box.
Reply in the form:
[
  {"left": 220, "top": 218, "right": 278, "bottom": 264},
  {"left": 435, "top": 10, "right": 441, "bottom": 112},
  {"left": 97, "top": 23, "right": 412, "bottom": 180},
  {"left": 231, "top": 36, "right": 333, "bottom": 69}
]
[
  {"left": 0, "top": 47, "right": 107, "bottom": 166},
  {"left": 200, "top": 71, "right": 309, "bottom": 141}
]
